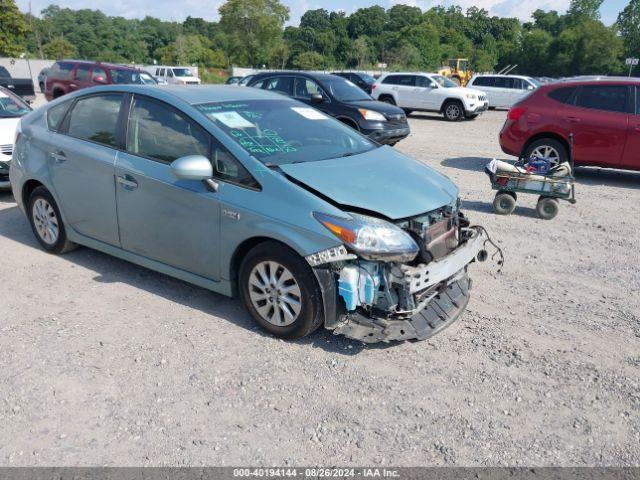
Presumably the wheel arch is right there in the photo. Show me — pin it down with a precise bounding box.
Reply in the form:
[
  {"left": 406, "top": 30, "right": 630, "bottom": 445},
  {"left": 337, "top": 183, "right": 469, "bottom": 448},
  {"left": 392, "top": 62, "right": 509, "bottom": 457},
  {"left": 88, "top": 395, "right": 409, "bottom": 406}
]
[
  {"left": 22, "top": 179, "right": 45, "bottom": 209},
  {"left": 336, "top": 116, "right": 360, "bottom": 131},
  {"left": 440, "top": 97, "right": 464, "bottom": 113},
  {"left": 521, "top": 132, "right": 569, "bottom": 159}
]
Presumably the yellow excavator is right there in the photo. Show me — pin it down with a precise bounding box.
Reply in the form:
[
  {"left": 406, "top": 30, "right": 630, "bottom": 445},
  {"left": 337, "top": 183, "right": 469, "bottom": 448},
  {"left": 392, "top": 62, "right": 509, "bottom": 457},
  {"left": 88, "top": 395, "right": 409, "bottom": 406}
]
[{"left": 438, "top": 58, "right": 473, "bottom": 86}]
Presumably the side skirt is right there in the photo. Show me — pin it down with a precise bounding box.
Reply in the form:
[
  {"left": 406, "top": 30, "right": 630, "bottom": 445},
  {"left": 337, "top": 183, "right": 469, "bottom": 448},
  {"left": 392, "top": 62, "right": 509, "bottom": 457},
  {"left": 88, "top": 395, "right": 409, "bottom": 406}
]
[{"left": 66, "top": 229, "right": 233, "bottom": 297}]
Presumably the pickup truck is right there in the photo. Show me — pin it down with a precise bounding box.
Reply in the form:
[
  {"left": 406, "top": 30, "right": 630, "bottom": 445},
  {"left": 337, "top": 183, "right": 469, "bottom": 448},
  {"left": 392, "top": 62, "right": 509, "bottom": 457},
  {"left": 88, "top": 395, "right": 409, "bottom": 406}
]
[{"left": 0, "top": 65, "right": 36, "bottom": 102}]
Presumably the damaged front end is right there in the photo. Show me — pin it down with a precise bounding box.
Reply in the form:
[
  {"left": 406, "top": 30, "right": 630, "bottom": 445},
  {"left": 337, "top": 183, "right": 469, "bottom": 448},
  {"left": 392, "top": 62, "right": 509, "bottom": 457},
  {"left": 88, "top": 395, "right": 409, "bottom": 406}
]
[{"left": 307, "top": 204, "right": 495, "bottom": 343}]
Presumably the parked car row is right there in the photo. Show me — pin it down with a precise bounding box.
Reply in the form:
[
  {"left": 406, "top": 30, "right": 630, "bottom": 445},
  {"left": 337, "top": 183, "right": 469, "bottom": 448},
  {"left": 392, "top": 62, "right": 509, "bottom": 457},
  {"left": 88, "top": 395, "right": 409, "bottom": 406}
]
[
  {"left": 0, "top": 66, "right": 36, "bottom": 102},
  {"left": 8, "top": 84, "right": 489, "bottom": 343}
]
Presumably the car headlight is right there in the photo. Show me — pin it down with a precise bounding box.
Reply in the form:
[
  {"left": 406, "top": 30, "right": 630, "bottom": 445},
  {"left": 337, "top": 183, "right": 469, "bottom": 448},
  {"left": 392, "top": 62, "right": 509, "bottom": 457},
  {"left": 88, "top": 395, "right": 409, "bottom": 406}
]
[
  {"left": 358, "top": 109, "right": 387, "bottom": 122},
  {"left": 314, "top": 212, "right": 419, "bottom": 262},
  {"left": 465, "top": 94, "right": 477, "bottom": 100}
]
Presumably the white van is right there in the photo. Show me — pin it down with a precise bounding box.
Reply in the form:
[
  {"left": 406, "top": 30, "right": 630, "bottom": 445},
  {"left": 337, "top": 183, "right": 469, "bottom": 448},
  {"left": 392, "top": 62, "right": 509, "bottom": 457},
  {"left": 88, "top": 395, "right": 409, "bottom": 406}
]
[
  {"left": 467, "top": 74, "right": 539, "bottom": 108},
  {"left": 153, "top": 66, "right": 201, "bottom": 85}
]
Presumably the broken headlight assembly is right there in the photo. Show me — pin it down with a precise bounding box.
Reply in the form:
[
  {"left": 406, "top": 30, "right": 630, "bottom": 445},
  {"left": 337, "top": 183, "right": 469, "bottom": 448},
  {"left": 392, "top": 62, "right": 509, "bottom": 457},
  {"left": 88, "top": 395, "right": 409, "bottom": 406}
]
[{"left": 313, "top": 212, "right": 419, "bottom": 262}]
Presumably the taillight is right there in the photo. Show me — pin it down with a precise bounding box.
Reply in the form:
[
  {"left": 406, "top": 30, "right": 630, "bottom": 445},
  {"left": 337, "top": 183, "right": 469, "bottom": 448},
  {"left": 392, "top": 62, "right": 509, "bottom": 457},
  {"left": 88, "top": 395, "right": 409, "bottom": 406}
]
[
  {"left": 507, "top": 107, "right": 526, "bottom": 121},
  {"left": 371, "top": 84, "right": 376, "bottom": 91}
]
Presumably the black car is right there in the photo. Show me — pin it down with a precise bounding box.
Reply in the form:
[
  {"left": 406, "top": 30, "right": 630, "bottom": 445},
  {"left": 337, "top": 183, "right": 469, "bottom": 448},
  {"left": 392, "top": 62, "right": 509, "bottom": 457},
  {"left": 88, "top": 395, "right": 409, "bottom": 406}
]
[
  {"left": 247, "top": 72, "right": 410, "bottom": 146},
  {"left": 331, "top": 71, "right": 377, "bottom": 94},
  {"left": 225, "top": 76, "right": 242, "bottom": 85}
]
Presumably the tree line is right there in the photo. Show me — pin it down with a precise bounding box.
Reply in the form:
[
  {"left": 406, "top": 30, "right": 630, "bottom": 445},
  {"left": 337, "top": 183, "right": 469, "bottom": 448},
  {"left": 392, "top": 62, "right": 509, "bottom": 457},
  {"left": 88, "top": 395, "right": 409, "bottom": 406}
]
[{"left": 1, "top": 0, "right": 639, "bottom": 77}]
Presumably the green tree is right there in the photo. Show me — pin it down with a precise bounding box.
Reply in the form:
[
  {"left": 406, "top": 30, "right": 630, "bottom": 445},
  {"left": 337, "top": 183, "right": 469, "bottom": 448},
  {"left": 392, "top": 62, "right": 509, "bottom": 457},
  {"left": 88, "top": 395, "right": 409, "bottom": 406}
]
[
  {"left": 0, "top": 0, "right": 30, "bottom": 57},
  {"left": 292, "top": 51, "right": 325, "bottom": 70},
  {"left": 42, "top": 35, "right": 76, "bottom": 59},
  {"left": 219, "top": 0, "right": 289, "bottom": 67},
  {"left": 617, "top": 0, "right": 640, "bottom": 60}
]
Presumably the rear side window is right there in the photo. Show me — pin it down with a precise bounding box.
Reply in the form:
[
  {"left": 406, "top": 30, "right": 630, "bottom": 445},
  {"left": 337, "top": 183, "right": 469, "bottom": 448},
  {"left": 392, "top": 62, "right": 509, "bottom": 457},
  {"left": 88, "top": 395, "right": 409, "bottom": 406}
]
[
  {"left": 67, "top": 94, "right": 123, "bottom": 147},
  {"left": 47, "top": 100, "right": 71, "bottom": 132},
  {"left": 575, "top": 86, "right": 628, "bottom": 113},
  {"left": 126, "top": 96, "right": 209, "bottom": 163},
  {"left": 548, "top": 87, "right": 577, "bottom": 104}
]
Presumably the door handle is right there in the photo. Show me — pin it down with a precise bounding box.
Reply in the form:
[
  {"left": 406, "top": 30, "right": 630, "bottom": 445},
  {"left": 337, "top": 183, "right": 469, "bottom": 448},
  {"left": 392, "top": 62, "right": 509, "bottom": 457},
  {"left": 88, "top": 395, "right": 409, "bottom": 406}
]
[
  {"left": 70, "top": 83, "right": 77, "bottom": 88},
  {"left": 634, "top": 124, "right": 640, "bottom": 132},
  {"left": 50, "top": 151, "right": 67, "bottom": 163},
  {"left": 567, "top": 116, "right": 581, "bottom": 123},
  {"left": 116, "top": 175, "right": 138, "bottom": 189}
]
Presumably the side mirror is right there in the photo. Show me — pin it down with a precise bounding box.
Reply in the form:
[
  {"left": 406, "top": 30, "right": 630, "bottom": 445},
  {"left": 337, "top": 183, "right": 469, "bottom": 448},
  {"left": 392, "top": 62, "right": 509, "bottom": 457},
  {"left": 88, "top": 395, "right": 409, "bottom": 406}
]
[
  {"left": 310, "top": 93, "right": 325, "bottom": 103},
  {"left": 170, "top": 155, "right": 213, "bottom": 180},
  {"left": 527, "top": 85, "right": 534, "bottom": 91},
  {"left": 93, "top": 76, "right": 107, "bottom": 84}
]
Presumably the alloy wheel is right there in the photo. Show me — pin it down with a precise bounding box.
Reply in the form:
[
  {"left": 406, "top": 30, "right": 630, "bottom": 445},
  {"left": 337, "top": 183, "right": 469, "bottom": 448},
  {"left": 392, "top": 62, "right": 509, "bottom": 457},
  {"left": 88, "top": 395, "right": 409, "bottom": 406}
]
[
  {"left": 248, "top": 261, "right": 302, "bottom": 327},
  {"left": 531, "top": 145, "right": 560, "bottom": 166},
  {"left": 32, "top": 198, "right": 59, "bottom": 245},
  {"left": 446, "top": 104, "right": 461, "bottom": 120}
]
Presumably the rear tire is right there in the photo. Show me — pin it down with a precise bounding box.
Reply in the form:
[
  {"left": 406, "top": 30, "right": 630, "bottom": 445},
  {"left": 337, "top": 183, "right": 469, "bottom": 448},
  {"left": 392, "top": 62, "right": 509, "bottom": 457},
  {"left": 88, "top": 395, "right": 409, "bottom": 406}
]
[
  {"left": 27, "top": 186, "right": 77, "bottom": 254},
  {"left": 493, "top": 192, "right": 517, "bottom": 215},
  {"left": 443, "top": 100, "right": 465, "bottom": 121},
  {"left": 536, "top": 197, "right": 559, "bottom": 220},
  {"left": 523, "top": 138, "right": 568, "bottom": 167},
  {"left": 239, "top": 242, "right": 324, "bottom": 340}
]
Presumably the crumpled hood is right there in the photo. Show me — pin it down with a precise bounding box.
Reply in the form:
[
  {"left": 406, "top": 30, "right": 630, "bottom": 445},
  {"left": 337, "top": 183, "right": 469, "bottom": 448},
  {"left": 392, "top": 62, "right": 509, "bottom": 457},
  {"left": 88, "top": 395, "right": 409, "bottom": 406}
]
[{"left": 279, "top": 146, "right": 459, "bottom": 220}]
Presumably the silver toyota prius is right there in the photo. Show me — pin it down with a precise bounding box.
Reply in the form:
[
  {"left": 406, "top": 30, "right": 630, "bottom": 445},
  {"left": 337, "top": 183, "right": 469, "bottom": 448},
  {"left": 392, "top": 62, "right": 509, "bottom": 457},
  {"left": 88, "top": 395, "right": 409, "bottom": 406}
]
[{"left": 10, "top": 85, "right": 491, "bottom": 343}]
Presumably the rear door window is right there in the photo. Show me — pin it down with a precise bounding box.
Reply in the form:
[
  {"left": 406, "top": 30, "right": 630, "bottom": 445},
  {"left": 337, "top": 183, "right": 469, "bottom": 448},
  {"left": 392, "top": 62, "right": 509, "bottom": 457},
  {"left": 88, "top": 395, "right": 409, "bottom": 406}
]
[
  {"left": 575, "top": 85, "right": 628, "bottom": 113},
  {"left": 263, "top": 76, "right": 294, "bottom": 95},
  {"left": 382, "top": 75, "right": 414, "bottom": 86},
  {"left": 67, "top": 94, "right": 123, "bottom": 147},
  {"left": 126, "top": 95, "right": 209, "bottom": 163}
]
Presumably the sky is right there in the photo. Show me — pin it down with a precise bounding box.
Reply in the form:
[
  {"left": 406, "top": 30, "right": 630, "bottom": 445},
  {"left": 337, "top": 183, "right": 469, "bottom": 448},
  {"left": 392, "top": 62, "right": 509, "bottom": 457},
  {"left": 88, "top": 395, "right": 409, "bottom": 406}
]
[{"left": 16, "top": 0, "right": 631, "bottom": 26}]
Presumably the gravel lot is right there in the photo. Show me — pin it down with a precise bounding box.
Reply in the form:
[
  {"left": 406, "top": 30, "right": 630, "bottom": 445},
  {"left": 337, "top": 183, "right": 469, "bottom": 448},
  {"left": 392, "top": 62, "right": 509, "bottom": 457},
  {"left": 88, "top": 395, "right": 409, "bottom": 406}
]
[{"left": 1, "top": 104, "right": 639, "bottom": 466}]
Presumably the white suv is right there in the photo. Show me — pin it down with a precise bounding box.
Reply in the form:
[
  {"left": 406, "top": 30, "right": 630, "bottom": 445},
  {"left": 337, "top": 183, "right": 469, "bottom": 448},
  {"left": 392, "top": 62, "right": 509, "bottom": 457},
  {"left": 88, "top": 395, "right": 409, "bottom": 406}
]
[
  {"left": 372, "top": 72, "right": 488, "bottom": 121},
  {"left": 467, "top": 74, "right": 539, "bottom": 109},
  {"left": 153, "top": 66, "right": 201, "bottom": 85}
]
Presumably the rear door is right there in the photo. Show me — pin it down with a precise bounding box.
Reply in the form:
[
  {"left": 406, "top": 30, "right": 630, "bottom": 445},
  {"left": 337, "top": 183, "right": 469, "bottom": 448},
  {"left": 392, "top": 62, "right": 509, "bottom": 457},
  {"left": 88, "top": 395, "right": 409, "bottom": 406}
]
[
  {"left": 114, "top": 94, "right": 221, "bottom": 279},
  {"left": 621, "top": 86, "right": 640, "bottom": 170},
  {"left": 565, "top": 84, "right": 630, "bottom": 167},
  {"left": 47, "top": 93, "right": 123, "bottom": 245}
]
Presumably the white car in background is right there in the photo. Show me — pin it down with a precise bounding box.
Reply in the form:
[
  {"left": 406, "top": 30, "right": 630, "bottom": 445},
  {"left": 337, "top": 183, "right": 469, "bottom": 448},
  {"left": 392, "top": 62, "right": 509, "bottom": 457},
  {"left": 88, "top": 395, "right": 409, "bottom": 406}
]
[
  {"left": 371, "top": 72, "right": 488, "bottom": 121},
  {"left": 152, "top": 66, "right": 201, "bottom": 85},
  {"left": 467, "top": 74, "right": 540, "bottom": 109},
  {"left": 0, "top": 86, "right": 31, "bottom": 191}
]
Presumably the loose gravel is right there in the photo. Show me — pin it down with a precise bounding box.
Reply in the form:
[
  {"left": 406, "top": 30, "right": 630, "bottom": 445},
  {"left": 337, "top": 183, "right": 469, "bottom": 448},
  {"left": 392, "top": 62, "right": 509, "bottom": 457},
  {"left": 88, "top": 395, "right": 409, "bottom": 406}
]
[{"left": 0, "top": 107, "right": 638, "bottom": 466}]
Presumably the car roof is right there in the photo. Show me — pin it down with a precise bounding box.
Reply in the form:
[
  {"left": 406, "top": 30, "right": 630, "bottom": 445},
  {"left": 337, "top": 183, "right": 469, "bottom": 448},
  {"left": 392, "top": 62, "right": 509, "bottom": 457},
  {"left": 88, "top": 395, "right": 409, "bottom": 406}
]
[
  {"left": 473, "top": 74, "right": 532, "bottom": 79},
  {"left": 555, "top": 76, "right": 640, "bottom": 85},
  {"left": 379, "top": 72, "right": 437, "bottom": 77},
  {"left": 63, "top": 84, "right": 288, "bottom": 105},
  {"left": 55, "top": 59, "right": 144, "bottom": 72},
  {"left": 250, "top": 71, "right": 340, "bottom": 82}
]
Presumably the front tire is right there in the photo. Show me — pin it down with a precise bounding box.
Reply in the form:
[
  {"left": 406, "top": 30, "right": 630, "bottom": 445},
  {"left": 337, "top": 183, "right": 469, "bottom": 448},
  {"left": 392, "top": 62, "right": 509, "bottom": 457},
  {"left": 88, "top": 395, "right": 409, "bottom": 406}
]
[
  {"left": 536, "top": 197, "right": 559, "bottom": 220},
  {"left": 27, "top": 186, "right": 77, "bottom": 254},
  {"left": 443, "top": 101, "right": 465, "bottom": 121},
  {"left": 239, "top": 242, "right": 324, "bottom": 340}
]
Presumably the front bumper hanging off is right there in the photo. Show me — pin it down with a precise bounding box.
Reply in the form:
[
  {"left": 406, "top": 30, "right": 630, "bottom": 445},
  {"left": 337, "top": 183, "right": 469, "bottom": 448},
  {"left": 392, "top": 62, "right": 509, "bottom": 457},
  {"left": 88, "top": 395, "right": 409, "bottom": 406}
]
[{"left": 312, "top": 228, "right": 488, "bottom": 343}]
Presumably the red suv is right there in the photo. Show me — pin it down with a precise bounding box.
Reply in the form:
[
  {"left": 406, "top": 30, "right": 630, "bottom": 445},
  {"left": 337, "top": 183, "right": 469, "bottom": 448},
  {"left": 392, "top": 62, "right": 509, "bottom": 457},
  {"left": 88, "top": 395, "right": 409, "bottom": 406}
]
[
  {"left": 44, "top": 60, "right": 156, "bottom": 101},
  {"left": 500, "top": 77, "right": 640, "bottom": 171}
]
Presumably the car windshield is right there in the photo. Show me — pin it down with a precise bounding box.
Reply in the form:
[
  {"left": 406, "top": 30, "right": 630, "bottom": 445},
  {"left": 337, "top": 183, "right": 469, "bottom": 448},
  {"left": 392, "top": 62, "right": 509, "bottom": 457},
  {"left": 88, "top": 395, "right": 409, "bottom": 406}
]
[
  {"left": 323, "top": 77, "right": 371, "bottom": 102},
  {"left": 173, "top": 68, "right": 193, "bottom": 77},
  {"left": 196, "top": 99, "right": 377, "bottom": 166},
  {"left": 0, "top": 89, "right": 32, "bottom": 118},
  {"left": 111, "top": 70, "right": 157, "bottom": 85},
  {"left": 431, "top": 75, "right": 458, "bottom": 88}
]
